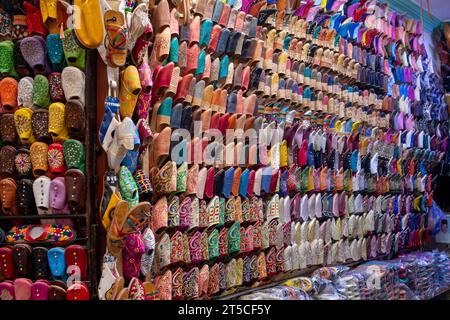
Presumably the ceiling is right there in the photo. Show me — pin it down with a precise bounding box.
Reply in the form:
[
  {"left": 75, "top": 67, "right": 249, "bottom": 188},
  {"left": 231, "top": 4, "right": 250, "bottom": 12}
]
[{"left": 411, "top": 0, "right": 450, "bottom": 21}]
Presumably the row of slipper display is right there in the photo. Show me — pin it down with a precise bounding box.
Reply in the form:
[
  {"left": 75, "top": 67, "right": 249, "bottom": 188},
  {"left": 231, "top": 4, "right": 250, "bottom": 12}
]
[
  {"left": 0, "top": 279, "right": 89, "bottom": 300},
  {"left": 0, "top": 243, "right": 86, "bottom": 280},
  {"left": 0, "top": 171, "right": 86, "bottom": 217}
]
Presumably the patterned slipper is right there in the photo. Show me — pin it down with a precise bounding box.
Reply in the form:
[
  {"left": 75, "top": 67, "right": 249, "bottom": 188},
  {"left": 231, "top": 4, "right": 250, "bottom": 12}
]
[
  {"left": 20, "top": 36, "right": 50, "bottom": 75},
  {"left": 46, "top": 34, "right": 65, "bottom": 72},
  {"left": 18, "top": 76, "right": 34, "bottom": 108},
  {"left": 62, "top": 67, "right": 85, "bottom": 105},
  {"left": 64, "top": 99, "right": 86, "bottom": 139},
  {"left": 62, "top": 29, "right": 86, "bottom": 70}
]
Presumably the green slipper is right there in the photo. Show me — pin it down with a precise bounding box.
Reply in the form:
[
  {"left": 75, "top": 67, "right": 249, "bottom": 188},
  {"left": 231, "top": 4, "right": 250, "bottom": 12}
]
[
  {"left": 62, "top": 29, "right": 86, "bottom": 70},
  {"left": 119, "top": 166, "right": 139, "bottom": 208},
  {"left": 63, "top": 139, "right": 86, "bottom": 173},
  {"left": 168, "top": 37, "right": 178, "bottom": 64},
  {"left": 0, "top": 40, "right": 18, "bottom": 78},
  {"left": 33, "top": 75, "right": 50, "bottom": 109}
]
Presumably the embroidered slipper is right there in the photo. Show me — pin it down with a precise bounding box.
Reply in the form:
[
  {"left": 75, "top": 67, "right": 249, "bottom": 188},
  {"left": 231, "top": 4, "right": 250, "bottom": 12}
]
[
  {"left": 13, "top": 108, "right": 36, "bottom": 145},
  {"left": 119, "top": 65, "right": 142, "bottom": 118},
  {"left": 149, "top": 26, "right": 171, "bottom": 68},
  {"left": 17, "top": 76, "right": 34, "bottom": 109},
  {"left": 62, "top": 67, "right": 86, "bottom": 105},
  {"left": 64, "top": 99, "right": 86, "bottom": 139},
  {"left": 119, "top": 165, "right": 139, "bottom": 207},
  {"left": 128, "top": 3, "right": 149, "bottom": 51},
  {"left": 46, "top": 34, "right": 65, "bottom": 72},
  {"left": 132, "top": 22, "right": 153, "bottom": 65},
  {"left": 62, "top": 28, "right": 86, "bottom": 70},
  {"left": 20, "top": 36, "right": 50, "bottom": 75},
  {"left": 48, "top": 72, "right": 65, "bottom": 102},
  {"left": 63, "top": 139, "right": 86, "bottom": 173},
  {"left": 31, "top": 109, "right": 50, "bottom": 143}
]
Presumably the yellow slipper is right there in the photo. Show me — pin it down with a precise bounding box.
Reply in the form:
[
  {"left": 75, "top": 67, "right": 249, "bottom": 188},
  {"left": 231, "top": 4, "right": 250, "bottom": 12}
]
[{"left": 73, "top": 0, "right": 104, "bottom": 49}]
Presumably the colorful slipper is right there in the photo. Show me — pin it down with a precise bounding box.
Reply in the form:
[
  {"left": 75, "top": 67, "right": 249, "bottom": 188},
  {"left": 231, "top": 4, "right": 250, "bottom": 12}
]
[
  {"left": 62, "top": 28, "right": 86, "bottom": 70},
  {"left": 104, "top": 10, "right": 128, "bottom": 67}
]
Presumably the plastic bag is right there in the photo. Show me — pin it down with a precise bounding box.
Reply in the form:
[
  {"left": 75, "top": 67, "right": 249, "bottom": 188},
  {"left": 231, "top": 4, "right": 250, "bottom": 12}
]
[{"left": 428, "top": 200, "right": 446, "bottom": 236}]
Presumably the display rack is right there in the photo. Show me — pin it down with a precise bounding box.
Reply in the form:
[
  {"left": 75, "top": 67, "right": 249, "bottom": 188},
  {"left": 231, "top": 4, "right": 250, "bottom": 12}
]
[{"left": 0, "top": 49, "right": 98, "bottom": 298}]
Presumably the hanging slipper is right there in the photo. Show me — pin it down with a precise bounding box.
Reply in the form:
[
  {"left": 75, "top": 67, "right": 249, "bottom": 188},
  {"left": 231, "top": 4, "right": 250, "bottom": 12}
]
[
  {"left": 128, "top": 3, "right": 149, "bottom": 52},
  {"left": 39, "top": 0, "right": 59, "bottom": 34},
  {"left": 119, "top": 65, "right": 142, "bottom": 118},
  {"left": 71, "top": 0, "right": 105, "bottom": 49},
  {"left": 62, "top": 28, "right": 86, "bottom": 70},
  {"left": 132, "top": 22, "right": 153, "bottom": 65},
  {"left": 104, "top": 10, "right": 128, "bottom": 68},
  {"left": 23, "top": 0, "right": 47, "bottom": 37},
  {"left": 107, "top": 200, "right": 130, "bottom": 256},
  {"left": 0, "top": 11, "right": 13, "bottom": 41},
  {"left": 175, "top": 0, "right": 191, "bottom": 26}
]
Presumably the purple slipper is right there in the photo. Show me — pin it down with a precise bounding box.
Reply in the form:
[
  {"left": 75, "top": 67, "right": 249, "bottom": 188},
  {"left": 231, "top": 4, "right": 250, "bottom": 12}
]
[{"left": 20, "top": 35, "right": 50, "bottom": 75}]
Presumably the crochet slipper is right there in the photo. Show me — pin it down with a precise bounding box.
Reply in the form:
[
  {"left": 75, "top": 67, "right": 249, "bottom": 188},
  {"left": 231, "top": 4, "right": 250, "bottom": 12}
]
[
  {"left": 0, "top": 77, "right": 18, "bottom": 112},
  {"left": 20, "top": 36, "right": 50, "bottom": 75},
  {"left": 72, "top": 0, "right": 105, "bottom": 49},
  {"left": 104, "top": 10, "right": 128, "bottom": 68},
  {"left": 62, "top": 28, "right": 86, "bottom": 70},
  {"left": 32, "top": 75, "right": 50, "bottom": 109},
  {"left": 0, "top": 40, "right": 18, "bottom": 78},
  {"left": 62, "top": 67, "right": 85, "bottom": 105}
]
